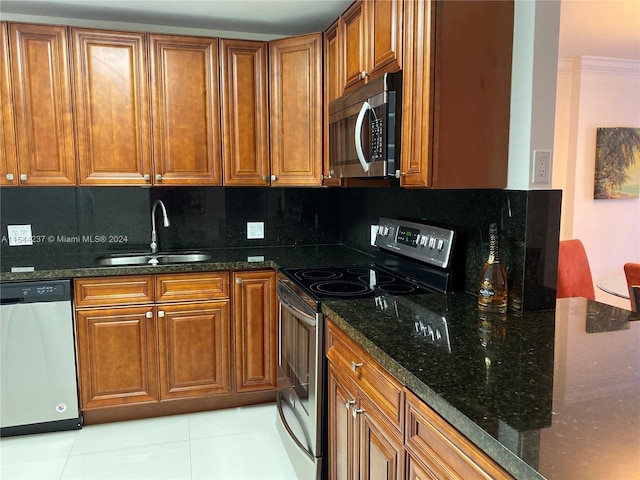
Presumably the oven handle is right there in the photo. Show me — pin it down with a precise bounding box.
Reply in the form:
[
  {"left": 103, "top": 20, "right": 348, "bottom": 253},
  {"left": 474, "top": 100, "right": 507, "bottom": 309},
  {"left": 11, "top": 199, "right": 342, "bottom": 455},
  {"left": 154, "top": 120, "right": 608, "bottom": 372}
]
[
  {"left": 277, "top": 283, "right": 317, "bottom": 328},
  {"left": 276, "top": 392, "right": 315, "bottom": 461}
]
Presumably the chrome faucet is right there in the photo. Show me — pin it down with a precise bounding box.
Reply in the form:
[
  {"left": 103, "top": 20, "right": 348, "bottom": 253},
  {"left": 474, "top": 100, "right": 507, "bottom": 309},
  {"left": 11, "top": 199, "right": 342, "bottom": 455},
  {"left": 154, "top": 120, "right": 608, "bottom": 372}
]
[{"left": 150, "top": 200, "right": 170, "bottom": 254}]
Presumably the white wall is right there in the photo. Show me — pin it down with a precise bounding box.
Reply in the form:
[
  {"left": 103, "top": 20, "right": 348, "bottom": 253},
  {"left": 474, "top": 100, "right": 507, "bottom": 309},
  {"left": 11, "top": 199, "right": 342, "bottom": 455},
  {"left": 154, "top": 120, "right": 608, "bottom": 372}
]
[
  {"left": 553, "top": 57, "right": 640, "bottom": 309},
  {"left": 507, "top": 0, "right": 561, "bottom": 190}
]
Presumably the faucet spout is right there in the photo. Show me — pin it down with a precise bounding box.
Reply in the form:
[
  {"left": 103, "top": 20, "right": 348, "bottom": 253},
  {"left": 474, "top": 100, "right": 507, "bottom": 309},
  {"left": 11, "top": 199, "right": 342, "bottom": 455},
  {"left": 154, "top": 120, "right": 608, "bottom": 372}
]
[{"left": 150, "top": 200, "right": 170, "bottom": 254}]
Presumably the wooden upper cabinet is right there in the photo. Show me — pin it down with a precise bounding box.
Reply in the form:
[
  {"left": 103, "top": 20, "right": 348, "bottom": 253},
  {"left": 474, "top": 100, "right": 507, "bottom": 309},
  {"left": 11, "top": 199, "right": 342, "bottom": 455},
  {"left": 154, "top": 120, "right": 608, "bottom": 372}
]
[
  {"left": 149, "top": 34, "right": 222, "bottom": 186},
  {"left": 323, "top": 20, "right": 343, "bottom": 187},
  {"left": 400, "top": 0, "right": 512, "bottom": 189},
  {"left": 9, "top": 23, "right": 76, "bottom": 185},
  {"left": 400, "top": 0, "right": 435, "bottom": 188},
  {"left": 219, "top": 39, "right": 269, "bottom": 186},
  {"left": 73, "top": 28, "right": 152, "bottom": 186},
  {"left": 269, "top": 33, "right": 323, "bottom": 186},
  {"left": 342, "top": 0, "right": 367, "bottom": 91},
  {"left": 0, "top": 22, "right": 18, "bottom": 186},
  {"left": 342, "top": 0, "right": 402, "bottom": 93}
]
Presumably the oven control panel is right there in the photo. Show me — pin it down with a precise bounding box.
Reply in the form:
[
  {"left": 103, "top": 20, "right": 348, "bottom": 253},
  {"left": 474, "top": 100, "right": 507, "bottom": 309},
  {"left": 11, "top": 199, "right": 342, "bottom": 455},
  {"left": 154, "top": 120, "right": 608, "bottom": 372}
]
[{"left": 374, "top": 218, "right": 455, "bottom": 269}]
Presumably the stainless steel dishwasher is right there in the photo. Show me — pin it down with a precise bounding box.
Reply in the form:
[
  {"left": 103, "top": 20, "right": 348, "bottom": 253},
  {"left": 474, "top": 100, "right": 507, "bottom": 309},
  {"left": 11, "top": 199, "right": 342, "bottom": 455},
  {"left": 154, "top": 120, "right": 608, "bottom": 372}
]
[{"left": 1, "top": 279, "right": 82, "bottom": 437}]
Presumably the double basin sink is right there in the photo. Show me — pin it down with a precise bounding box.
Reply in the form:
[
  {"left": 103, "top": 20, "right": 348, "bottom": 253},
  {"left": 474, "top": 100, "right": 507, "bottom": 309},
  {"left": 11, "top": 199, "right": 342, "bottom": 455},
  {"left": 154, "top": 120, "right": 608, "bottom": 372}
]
[{"left": 96, "top": 251, "right": 211, "bottom": 266}]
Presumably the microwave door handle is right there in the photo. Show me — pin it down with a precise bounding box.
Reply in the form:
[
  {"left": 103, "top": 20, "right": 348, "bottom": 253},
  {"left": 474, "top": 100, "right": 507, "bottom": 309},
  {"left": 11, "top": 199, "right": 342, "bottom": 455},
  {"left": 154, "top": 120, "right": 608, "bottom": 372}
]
[{"left": 354, "top": 101, "right": 371, "bottom": 172}]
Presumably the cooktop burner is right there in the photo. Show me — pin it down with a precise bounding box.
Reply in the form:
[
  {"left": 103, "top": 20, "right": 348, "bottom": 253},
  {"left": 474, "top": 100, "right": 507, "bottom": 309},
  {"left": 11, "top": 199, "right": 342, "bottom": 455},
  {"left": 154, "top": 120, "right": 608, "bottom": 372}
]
[{"left": 283, "top": 265, "right": 429, "bottom": 300}]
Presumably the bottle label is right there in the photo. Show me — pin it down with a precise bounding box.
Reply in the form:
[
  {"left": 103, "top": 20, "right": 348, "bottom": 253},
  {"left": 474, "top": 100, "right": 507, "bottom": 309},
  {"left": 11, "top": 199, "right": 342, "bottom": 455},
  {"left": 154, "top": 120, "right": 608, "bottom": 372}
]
[{"left": 479, "top": 286, "right": 496, "bottom": 298}]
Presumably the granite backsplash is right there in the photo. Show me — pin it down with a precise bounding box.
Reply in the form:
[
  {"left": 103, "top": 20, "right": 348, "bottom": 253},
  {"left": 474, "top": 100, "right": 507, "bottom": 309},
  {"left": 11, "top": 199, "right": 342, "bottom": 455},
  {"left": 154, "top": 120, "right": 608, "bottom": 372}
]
[{"left": 0, "top": 185, "right": 561, "bottom": 312}]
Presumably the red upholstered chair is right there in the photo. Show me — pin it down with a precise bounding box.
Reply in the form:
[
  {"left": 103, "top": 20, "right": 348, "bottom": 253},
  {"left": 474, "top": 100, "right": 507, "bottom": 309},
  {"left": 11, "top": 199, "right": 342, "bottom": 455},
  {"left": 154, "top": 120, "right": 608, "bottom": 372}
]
[
  {"left": 624, "top": 263, "right": 640, "bottom": 311},
  {"left": 557, "top": 239, "right": 595, "bottom": 300}
]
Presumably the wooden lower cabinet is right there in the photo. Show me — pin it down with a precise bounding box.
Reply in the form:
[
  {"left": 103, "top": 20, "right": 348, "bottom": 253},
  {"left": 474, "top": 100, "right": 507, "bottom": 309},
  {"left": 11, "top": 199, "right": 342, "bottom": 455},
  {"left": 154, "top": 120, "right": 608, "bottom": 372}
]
[
  {"left": 74, "top": 271, "right": 277, "bottom": 422},
  {"left": 328, "top": 365, "right": 404, "bottom": 480},
  {"left": 232, "top": 270, "right": 277, "bottom": 393},
  {"left": 326, "top": 320, "right": 404, "bottom": 480},
  {"left": 75, "top": 306, "right": 159, "bottom": 409},
  {"left": 404, "top": 389, "right": 513, "bottom": 480},
  {"left": 158, "top": 301, "right": 230, "bottom": 399},
  {"left": 327, "top": 320, "right": 513, "bottom": 480}
]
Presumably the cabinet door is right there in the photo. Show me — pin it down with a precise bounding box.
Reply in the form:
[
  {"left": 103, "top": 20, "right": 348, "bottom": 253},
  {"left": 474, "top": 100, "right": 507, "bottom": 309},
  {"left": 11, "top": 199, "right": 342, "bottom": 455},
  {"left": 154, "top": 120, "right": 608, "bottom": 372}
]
[
  {"left": 73, "top": 28, "right": 152, "bottom": 185},
  {"left": 358, "top": 395, "right": 404, "bottom": 480},
  {"left": 76, "top": 306, "right": 158, "bottom": 409},
  {"left": 158, "top": 301, "right": 230, "bottom": 399},
  {"left": 406, "top": 453, "right": 442, "bottom": 480},
  {"left": 368, "top": 0, "right": 403, "bottom": 78},
  {"left": 323, "top": 20, "right": 343, "bottom": 187},
  {"left": 269, "top": 33, "right": 322, "bottom": 186},
  {"left": 149, "top": 34, "right": 221, "bottom": 186},
  {"left": 0, "top": 22, "right": 17, "bottom": 186},
  {"left": 220, "top": 39, "right": 269, "bottom": 186},
  {"left": 328, "top": 364, "right": 358, "bottom": 480},
  {"left": 233, "top": 270, "right": 276, "bottom": 393},
  {"left": 342, "top": 0, "right": 367, "bottom": 91},
  {"left": 399, "top": 0, "right": 436, "bottom": 188},
  {"left": 9, "top": 23, "right": 76, "bottom": 185}
]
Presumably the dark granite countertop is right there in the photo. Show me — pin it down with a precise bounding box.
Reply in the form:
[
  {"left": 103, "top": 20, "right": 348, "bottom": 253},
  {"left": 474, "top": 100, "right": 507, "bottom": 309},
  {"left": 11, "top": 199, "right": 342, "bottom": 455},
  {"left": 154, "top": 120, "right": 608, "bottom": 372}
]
[
  {"left": 3, "top": 247, "right": 638, "bottom": 479},
  {"left": 322, "top": 294, "right": 640, "bottom": 480},
  {"left": 0, "top": 244, "right": 374, "bottom": 281}
]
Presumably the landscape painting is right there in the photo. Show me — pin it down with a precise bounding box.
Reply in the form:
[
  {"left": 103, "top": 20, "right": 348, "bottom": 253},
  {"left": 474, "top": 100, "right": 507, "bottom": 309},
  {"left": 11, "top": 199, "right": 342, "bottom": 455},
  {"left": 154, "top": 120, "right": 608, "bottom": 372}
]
[{"left": 594, "top": 127, "right": 640, "bottom": 199}]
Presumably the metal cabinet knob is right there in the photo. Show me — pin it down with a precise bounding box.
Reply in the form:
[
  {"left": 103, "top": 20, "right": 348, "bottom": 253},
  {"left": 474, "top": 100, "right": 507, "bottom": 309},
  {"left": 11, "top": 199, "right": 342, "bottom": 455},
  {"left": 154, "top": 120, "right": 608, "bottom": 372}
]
[
  {"left": 262, "top": 176, "right": 268, "bottom": 181},
  {"left": 270, "top": 174, "right": 276, "bottom": 181},
  {"left": 350, "top": 361, "right": 363, "bottom": 372},
  {"left": 156, "top": 174, "right": 162, "bottom": 182},
  {"left": 143, "top": 174, "right": 151, "bottom": 181},
  {"left": 145, "top": 311, "right": 153, "bottom": 318},
  {"left": 20, "top": 173, "right": 27, "bottom": 181},
  {"left": 158, "top": 310, "right": 165, "bottom": 318},
  {"left": 6, "top": 173, "right": 14, "bottom": 181},
  {"left": 236, "top": 278, "right": 243, "bottom": 284}
]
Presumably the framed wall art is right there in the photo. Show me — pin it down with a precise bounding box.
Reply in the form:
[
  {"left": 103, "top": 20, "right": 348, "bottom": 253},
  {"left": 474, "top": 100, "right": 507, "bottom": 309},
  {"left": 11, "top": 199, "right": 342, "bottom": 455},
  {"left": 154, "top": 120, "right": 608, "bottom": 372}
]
[{"left": 594, "top": 127, "right": 640, "bottom": 199}]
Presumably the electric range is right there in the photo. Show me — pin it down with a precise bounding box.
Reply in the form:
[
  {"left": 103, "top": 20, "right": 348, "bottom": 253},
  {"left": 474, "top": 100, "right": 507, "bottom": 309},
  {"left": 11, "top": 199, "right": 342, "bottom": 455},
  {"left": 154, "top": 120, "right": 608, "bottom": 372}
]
[{"left": 274, "top": 217, "right": 465, "bottom": 480}]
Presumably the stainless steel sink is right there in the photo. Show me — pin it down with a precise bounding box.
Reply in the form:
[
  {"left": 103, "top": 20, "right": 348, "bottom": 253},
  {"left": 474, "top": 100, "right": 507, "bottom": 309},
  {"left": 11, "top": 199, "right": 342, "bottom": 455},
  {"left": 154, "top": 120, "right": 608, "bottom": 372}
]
[{"left": 95, "top": 251, "right": 211, "bottom": 266}]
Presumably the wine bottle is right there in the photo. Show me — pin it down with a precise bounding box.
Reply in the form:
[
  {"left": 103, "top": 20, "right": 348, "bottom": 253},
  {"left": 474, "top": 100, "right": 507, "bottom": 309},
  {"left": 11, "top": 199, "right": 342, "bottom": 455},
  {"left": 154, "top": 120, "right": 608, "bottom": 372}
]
[{"left": 478, "top": 223, "right": 508, "bottom": 313}]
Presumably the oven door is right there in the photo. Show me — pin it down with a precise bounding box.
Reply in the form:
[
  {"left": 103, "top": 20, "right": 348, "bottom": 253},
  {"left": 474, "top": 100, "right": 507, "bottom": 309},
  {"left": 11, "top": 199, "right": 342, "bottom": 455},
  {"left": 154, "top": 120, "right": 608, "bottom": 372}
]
[{"left": 276, "top": 277, "right": 323, "bottom": 480}]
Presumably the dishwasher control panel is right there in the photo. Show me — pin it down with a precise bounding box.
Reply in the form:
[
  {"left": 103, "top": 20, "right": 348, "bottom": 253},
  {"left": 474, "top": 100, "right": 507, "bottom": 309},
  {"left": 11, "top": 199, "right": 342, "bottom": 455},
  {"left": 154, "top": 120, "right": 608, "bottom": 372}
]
[{"left": 0, "top": 280, "right": 71, "bottom": 303}]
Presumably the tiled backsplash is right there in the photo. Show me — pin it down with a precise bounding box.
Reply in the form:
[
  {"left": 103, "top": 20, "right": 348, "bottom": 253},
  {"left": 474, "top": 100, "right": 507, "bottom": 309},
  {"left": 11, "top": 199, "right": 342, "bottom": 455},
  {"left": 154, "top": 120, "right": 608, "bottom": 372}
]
[{"left": 0, "top": 185, "right": 561, "bottom": 311}]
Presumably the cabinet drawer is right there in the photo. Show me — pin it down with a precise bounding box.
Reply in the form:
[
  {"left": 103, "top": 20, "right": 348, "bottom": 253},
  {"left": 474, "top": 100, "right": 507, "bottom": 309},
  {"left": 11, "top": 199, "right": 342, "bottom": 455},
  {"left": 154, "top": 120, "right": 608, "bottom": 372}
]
[
  {"left": 405, "top": 388, "right": 513, "bottom": 480},
  {"left": 75, "top": 276, "right": 154, "bottom": 307},
  {"left": 326, "top": 320, "right": 403, "bottom": 431},
  {"left": 155, "top": 272, "right": 229, "bottom": 302}
]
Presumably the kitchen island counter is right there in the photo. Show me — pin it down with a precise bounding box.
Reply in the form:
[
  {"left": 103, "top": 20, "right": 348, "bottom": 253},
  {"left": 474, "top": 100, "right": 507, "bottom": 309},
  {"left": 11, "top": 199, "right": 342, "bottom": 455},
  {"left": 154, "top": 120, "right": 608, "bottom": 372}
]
[{"left": 322, "top": 294, "right": 639, "bottom": 479}]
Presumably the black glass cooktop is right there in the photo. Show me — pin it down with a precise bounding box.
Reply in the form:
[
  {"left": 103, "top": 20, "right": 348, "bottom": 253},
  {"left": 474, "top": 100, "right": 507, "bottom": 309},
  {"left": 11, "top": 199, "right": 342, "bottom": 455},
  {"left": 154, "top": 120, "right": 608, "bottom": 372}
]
[{"left": 282, "top": 265, "right": 431, "bottom": 300}]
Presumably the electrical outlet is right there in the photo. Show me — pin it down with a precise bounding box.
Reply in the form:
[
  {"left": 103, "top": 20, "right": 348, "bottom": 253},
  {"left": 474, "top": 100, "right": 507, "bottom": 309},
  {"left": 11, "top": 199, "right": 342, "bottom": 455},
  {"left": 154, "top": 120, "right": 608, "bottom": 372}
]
[
  {"left": 532, "top": 150, "right": 551, "bottom": 184},
  {"left": 7, "top": 224, "right": 33, "bottom": 246},
  {"left": 247, "top": 222, "right": 264, "bottom": 239}
]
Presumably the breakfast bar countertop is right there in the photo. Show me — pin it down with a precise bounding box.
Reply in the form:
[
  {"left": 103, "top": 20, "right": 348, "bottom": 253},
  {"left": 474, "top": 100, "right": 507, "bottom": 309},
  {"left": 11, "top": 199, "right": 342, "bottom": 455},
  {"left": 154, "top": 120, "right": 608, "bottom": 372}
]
[{"left": 322, "top": 294, "right": 640, "bottom": 480}]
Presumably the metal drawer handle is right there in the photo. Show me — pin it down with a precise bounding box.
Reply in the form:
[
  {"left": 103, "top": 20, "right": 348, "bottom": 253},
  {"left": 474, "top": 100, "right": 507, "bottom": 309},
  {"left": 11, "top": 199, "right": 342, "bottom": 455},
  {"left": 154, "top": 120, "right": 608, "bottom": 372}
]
[
  {"left": 350, "top": 361, "right": 363, "bottom": 372},
  {"left": 345, "top": 399, "right": 355, "bottom": 410},
  {"left": 352, "top": 408, "right": 364, "bottom": 418}
]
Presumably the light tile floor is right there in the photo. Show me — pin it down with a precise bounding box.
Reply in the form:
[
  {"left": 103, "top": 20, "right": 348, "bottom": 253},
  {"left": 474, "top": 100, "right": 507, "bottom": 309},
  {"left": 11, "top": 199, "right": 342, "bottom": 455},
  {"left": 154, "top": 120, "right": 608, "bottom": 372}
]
[{"left": 0, "top": 403, "right": 299, "bottom": 480}]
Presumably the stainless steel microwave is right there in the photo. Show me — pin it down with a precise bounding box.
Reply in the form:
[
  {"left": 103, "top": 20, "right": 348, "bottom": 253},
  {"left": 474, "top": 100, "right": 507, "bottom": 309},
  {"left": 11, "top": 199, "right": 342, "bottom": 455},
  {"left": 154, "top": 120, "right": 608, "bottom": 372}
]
[{"left": 328, "top": 72, "right": 401, "bottom": 179}]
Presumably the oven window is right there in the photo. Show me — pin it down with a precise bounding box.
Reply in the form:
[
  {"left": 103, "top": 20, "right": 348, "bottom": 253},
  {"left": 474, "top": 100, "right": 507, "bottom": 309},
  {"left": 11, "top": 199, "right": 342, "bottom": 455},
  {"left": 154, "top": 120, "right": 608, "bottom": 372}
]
[{"left": 280, "top": 305, "right": 314, "bottom": 414}]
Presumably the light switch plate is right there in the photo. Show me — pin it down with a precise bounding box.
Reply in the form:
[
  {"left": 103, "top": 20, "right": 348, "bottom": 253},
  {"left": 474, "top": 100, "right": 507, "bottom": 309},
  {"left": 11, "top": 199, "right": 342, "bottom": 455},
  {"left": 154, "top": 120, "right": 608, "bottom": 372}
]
[
  {"left": 7, "top": 224, "right": 33, "bottom": 246},
  {"left": 247, "top": 222, "right": 264, "bottom": 239}
]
